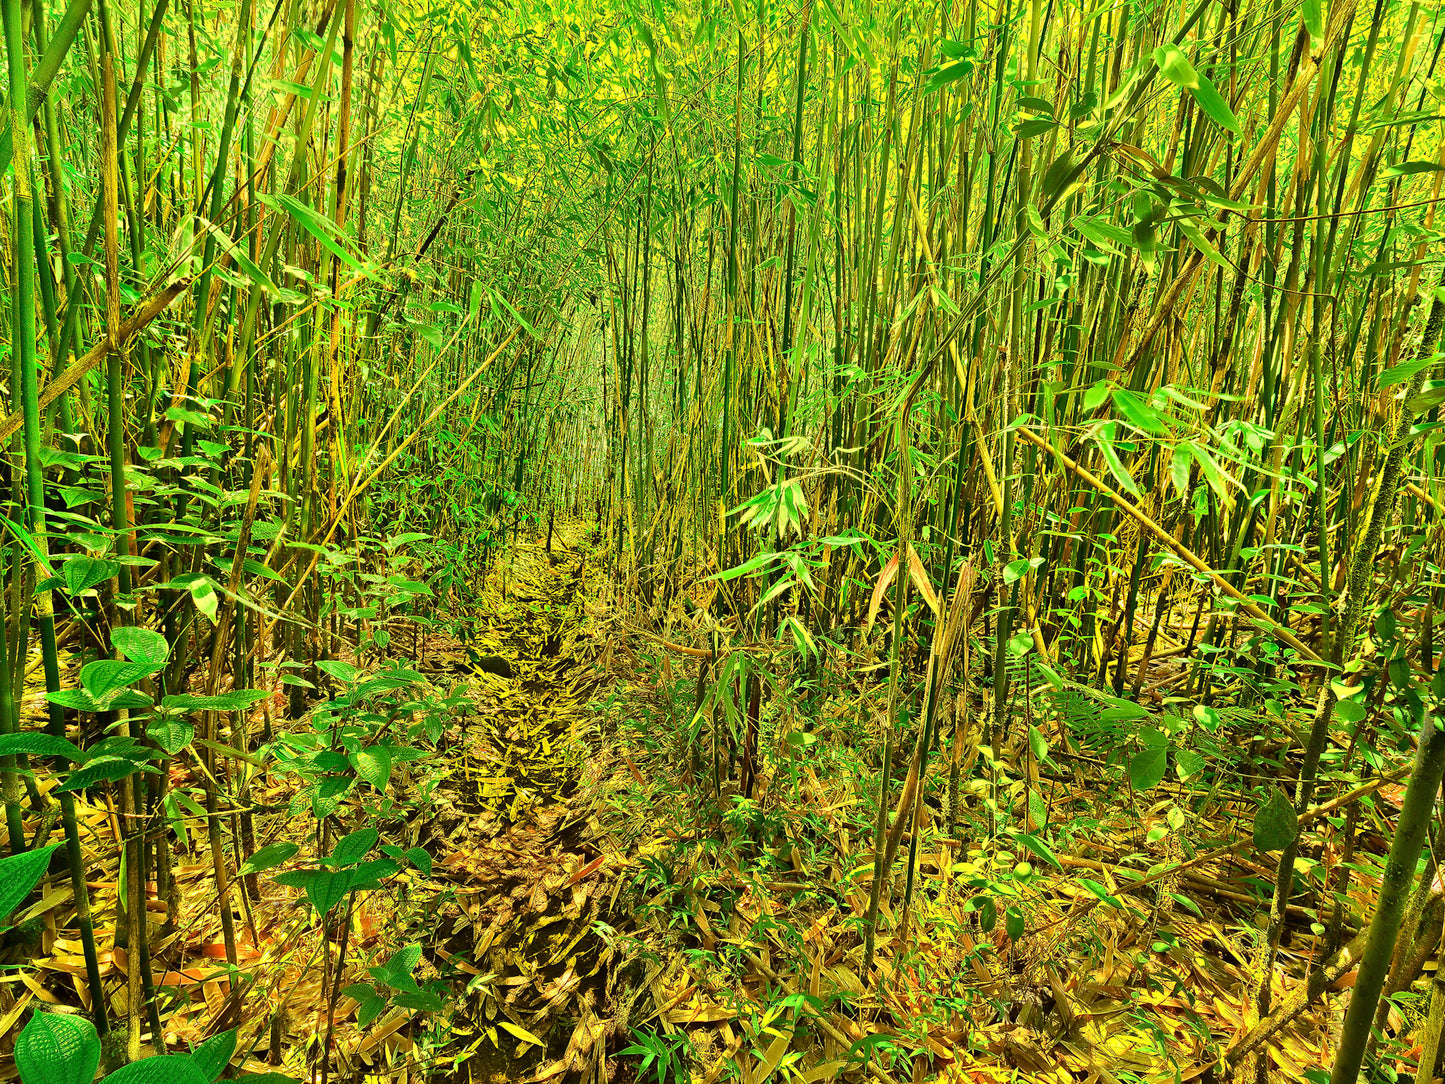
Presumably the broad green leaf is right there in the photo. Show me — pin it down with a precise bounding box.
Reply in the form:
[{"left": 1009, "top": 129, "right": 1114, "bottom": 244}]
[
  {"left": 317, "top": 660, "right": 361, "bottom": 685},
  {"left": 1004, "top": 905, "right": 1026, "bottom": 941},
  {"left": 163, "top": 690, "right": 270, "bottom": 713},
  {"left": 191, "top": 1029, "right": 237, "bottom": 1081},
  {"left": 1040, "top": 149, "right": 1081, "bottom": 202},
  {"left": 0, "top": 732, "right": 84, "bottom": 762},
  {"left": 356, "top": 993, "right": 387, "bottom": 1027},
  {"left": 79, "top": 660, "right": 156, "bottom": 701},
  {"left": 1253, "top": 787, "right": 1298, "bottom": 852},
  {"left": 1175, "top": 748, "right": 1207, "bottom": 780},
  {"left": 1003, "top": 557, "right": 1043, "bottom": 585},
  {"left": 61, "top": 556, "right": 117, "bottom": 595},
  {"left": 393, "top": 989, "right": 445, "bottom": 1012},
  {"left": 15, "top": 1008, "right": 100, "bottom": 1084},
  {"left": 352, "top": 747, "right": 392, "bottom": 791},
  {"left": 349, "top": 858, "right": 399, "bottom": 890},
  {"left": 58, "top": 757, "right": 152, "bottom": 792},
  {"left": 146, "top": 716, "right": 195, "bottom": 755},
  {"left": 1100, "top": 703, "right": 1149, "bottom": 721},
  {"left": 404, "top": 847, "right": 433, "bottom": 877},
  {"left": 1128, "top": 741, "right": 1168, "bottom": 791},
  {"left": 274, "top": 868, "right": 353, "bottom": 914},
  {"left": 311, "top": 777, "right": 353, "bottom": 819},
  {"left": 110, "top": 628, "right": 170, "bottom": 667},
  {"left": 104, "top": 1055, "right": 210, "bottom": 1084},
  {"left": 330, "top": 828, "right": 378, "bottom": 869},
  {"left": 238, "top": 843, "right": 299, "bottom": 876},
  {"left": 0, "top": 843, "right": 63, "bottom": 925}
]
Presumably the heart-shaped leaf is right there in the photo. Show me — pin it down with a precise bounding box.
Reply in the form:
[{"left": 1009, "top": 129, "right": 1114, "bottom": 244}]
[
  {"left": 79, "top": 660, "right": 157, "bottom": 704},
  {"left": 61, "top": 555, "right": 118, "bottom": 595},
  {"left": 146, "top": 716, "right": 195, "bottom": 755}
]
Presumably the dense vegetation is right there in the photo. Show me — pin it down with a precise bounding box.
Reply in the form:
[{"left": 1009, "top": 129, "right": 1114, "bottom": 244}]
[{"left": 1, "top": 0, "right": 1444, "bottom": 1080}]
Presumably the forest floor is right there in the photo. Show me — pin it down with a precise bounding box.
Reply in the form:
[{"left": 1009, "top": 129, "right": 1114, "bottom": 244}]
[{"left": 2, "top": 521, "right": 1409, "bottom": 1083}]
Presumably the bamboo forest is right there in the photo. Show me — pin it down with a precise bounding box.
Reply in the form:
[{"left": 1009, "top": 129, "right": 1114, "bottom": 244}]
[{"left": 1, "top": 0, "right": 1445, "bottom": 1080}]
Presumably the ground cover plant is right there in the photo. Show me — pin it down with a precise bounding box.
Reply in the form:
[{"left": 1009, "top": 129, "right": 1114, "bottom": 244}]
[{"left": 0, "top": 0, "right": 1443, "bottom": 1079}]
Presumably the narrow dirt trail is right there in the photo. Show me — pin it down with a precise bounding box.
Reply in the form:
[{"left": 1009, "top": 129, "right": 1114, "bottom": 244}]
[{"left": 414, "top": 527, "right": 642, "bottom": 1084}]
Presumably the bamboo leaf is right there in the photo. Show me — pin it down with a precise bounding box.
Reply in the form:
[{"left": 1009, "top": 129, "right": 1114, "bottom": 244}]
[{"left": 1152, "top": 45, "right": 1239, "bottom": 134}]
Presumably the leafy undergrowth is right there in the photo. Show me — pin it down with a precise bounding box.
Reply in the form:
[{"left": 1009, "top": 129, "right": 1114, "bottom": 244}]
[
  {"left": 579, "top": 621, "right": 1424, "bottom": 1084},
  {"left": 0, "top": 521, "right": 654, "bottom": 1083},
  {"left": 2, "top": 525, "right": 1426, "bottom": 1084}
]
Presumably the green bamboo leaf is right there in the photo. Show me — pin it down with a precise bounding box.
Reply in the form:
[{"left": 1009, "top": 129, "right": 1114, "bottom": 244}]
[
  {"left": 1095, "top": 422, "right": 1142, "bottom": 497},
  {"left": 1175, "top": 215, "right": 1231, "bottom": 270},
  {"left": 1152, "top": 45, "right": 1239, "bottom": 134},
  {"left": 260, "top": 193, "right": 367, "bottom": 274},
  {"left": 1300, "top": 0, "right": 1323, "bottom": 36}
]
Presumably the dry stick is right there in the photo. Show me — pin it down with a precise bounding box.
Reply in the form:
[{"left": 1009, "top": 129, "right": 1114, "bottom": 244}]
[
  {"left": 1219, "top": 925, "right": 1371, "bottom": 1072},
  {"left": 1014, "top": 425, "right": 1323, "bottom": 665}
]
